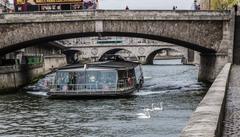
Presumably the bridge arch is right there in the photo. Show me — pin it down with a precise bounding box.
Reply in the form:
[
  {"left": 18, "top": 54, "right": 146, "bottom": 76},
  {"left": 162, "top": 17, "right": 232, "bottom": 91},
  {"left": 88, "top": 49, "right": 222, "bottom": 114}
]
[
  {"left": 62, "top": 48, "right": 82, "bottom": 64},
  {"left": 145, "top": 48, "right": 186, "bottom": 65},
  {"left": 0, "top": 32, "right": 217, "bottom": 56},
  {"left": 98, "top": 47, "right": 138, "bottom": 61}
]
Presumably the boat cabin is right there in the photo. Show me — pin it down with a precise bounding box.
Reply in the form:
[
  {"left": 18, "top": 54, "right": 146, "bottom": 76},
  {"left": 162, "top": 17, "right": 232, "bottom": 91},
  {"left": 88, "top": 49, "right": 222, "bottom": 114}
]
[{"left": 48, "top": 61, "right": 143, "bottom": 98}]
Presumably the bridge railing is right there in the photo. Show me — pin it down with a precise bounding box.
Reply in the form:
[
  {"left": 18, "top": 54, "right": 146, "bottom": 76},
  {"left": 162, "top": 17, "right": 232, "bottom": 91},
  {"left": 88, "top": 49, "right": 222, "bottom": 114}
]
[{"left": 0, "top": 10, "right": 232, "bottom": 23}]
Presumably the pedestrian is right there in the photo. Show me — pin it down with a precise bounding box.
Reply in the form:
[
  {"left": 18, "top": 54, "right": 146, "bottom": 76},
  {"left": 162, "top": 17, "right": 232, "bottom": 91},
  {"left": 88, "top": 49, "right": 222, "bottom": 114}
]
[
  {"left": 173, "top": 6, "right": 176, "bottom": 10},
  {"left": 197, "top": 5, "right": 200, "bottom": 10},
  {"left": 126, "top": 6, "right": 129, "bottom": 10},
  {"left": 234, "top": 4, "right": 238, "bottom": 12}
]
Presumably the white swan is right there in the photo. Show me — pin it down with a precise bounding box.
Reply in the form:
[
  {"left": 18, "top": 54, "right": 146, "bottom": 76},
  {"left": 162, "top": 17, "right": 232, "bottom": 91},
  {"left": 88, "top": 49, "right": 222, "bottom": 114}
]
[
  {"left": 152, "top": 102, "right": 163, "bottom": 111},
  {"left": 144, "top": 104, "right": 154, "bottom": 112},
  {"left": 136, "top": 110, "right": 147, "bottom": 116},
  {"left": 137, "top": 110, "right": 150, "bottom": 119}
]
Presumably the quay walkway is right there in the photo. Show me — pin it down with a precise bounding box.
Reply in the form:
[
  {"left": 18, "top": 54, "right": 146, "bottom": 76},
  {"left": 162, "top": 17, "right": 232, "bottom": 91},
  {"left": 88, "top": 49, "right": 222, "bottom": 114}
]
[
  {"left": 181, "top": 63, "right": 231, "bottom": 137},
  {"left": 222, "top": 65, "right": 240, "bottom": 137},
  {"left": 181, "top": 64, "right": 240, "bottom": 137}
]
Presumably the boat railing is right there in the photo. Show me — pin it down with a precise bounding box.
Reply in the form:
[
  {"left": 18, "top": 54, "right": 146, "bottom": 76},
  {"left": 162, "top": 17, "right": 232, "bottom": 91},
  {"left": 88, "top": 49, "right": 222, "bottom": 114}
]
[{"left": 50, "top": 80, "right": 135, "bottom": 92}]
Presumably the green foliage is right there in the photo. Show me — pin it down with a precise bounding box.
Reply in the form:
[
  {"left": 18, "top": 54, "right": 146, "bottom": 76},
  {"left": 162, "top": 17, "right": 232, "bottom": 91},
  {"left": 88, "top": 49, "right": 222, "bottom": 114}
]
[{"left": 211, "top": 0, "right": 240, "bottom": 10}]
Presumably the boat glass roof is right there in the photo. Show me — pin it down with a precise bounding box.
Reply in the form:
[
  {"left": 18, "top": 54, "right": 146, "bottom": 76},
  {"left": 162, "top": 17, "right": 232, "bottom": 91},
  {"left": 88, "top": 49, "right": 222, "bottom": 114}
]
[{"left": 58, "top": 61, "right": 140, "bottom": 71}]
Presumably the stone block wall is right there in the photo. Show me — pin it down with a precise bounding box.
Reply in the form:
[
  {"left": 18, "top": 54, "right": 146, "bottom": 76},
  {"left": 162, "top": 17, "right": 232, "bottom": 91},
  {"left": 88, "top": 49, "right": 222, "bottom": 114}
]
[
  {"left": 181, "top": 63, "right": 231, "bottom": 137},
  {"left": 233, "top": 16, "right": 240, "bottom": 64},
  {"left": 44, "top": 55, "right": 67, "bottom": 73},
  {"left": 0, "top": 55, "right": 66, "bottom": 93}
]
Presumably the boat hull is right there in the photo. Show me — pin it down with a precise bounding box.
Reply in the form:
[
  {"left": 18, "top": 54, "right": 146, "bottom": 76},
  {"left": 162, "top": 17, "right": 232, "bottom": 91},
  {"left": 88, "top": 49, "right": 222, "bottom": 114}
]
[{"left": 47, "top": 88, "right": 136, "bottom": 99}]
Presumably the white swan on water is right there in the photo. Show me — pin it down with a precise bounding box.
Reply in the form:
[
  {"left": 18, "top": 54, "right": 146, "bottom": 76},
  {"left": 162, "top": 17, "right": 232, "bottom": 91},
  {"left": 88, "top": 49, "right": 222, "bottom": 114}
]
[
  {"left": 137, "top": 112, "right": 146, "bottom": 116},
  {"left": 143, "top": 102, "right": 163, "bottom": 112},
  {"left": 152, "top": 102, "right": 163, "bottom": 111},
  {"left": 144, "top": 104, "right": 154, "bottom": 112},
  {"left": 137, "top": 110, "right": 150, "bottom": 119},
  {"left": 137, "top": 109, "right": 149, "bottom": 116}
]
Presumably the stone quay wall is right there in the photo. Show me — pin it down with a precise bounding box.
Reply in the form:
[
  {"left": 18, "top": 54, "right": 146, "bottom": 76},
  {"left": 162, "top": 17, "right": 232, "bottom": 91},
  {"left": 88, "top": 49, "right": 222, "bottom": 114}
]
[
  {"left": 0, "top": 55, "right": 66, "bottom": 93},
  {"left": 181, "top": 63, "right": 231, "bottom": 137}
]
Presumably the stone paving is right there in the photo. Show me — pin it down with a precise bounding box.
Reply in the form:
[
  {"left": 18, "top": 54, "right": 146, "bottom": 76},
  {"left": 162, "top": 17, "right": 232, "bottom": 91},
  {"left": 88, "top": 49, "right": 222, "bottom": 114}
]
[{"left": 222, "top": 65, "right": 240, "bottom": 137}]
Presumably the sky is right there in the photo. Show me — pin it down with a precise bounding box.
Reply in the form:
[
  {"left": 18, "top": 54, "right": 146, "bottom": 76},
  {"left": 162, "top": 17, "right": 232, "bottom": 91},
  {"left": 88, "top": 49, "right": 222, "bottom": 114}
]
[
  {"left": 99, "top": 0, "right": 194, "bottom": 10},
  {"left": 8, "top": 0, "right": 195, "bottom": 10}
]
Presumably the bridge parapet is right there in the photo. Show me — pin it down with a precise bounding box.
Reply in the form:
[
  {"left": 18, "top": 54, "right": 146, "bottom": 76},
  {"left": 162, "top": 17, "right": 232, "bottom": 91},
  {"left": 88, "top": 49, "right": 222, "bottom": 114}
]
[{"left": 0, "top": 10, "right": 231, "bottom": 24}]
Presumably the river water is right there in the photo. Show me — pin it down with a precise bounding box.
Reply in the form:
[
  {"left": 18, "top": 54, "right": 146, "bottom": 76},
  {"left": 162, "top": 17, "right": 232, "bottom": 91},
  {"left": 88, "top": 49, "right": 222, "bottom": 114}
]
[{"left": 0, "top": 59, "right": 208, "bottom": 137}]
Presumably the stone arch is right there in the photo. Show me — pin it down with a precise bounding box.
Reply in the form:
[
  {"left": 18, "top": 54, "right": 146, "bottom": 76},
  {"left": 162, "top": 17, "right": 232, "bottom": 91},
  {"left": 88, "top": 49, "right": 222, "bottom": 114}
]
[
  {"left": 62, "top": 48, "right": 82, "bottom": 64},
  {"left": 98, "top": 47, "right": 138, "bottom": 61},
  {"left": 0, "top": 31, "right": 217, "bottom": 56},
  {"left": 145, "top": 48, "right": 186, "bottom": 64}
]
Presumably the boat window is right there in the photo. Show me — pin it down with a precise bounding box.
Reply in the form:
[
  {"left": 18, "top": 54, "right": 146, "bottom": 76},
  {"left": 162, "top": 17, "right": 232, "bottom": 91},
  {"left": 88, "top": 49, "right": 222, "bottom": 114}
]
[
  {"left": 55, "top": 71, "right": 69, "bottom": 85},
  {"left": 127, "top": 69, "right": 136, "bottom": 78},
  {"left": 55, "top": 71, "right": 69, "bottom": 91},
  {"left": 76, "top": 71, "right": 85, "bottom": 84},
  {"left": 86, "top": 70, "right": 117, "bottom": 90},
  {"left": 54, "top": 70, "right": 118, "bottom": 91},
  {"left": 134, "top": 65, "right": 142, "bottom": 81},
  {"left": 69, "top": 72, "right": 77, "bottom": 85},
  {"left": 118, "top": 70, "right": 128, "bottom": 80}
]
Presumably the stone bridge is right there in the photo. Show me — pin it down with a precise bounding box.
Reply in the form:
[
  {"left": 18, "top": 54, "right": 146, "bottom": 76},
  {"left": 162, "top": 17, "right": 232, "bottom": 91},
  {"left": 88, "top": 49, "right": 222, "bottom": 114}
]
[
  {"left": 64, "top": 43, "right": 191, "bottom": 65},
  {"left": 56, "top": 37, "right": 195, "bottom": 64},
  {"left": 0, "top": 10, "right": 236, "bottom": 82}
]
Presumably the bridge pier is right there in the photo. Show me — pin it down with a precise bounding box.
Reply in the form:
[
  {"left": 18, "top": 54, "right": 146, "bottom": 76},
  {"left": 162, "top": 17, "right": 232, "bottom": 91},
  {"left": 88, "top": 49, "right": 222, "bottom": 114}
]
[
  {"left": 233, "top": 15, "right": 240, "bottom": 64},
  {"left": 138, "top": 56, "right": 147, "bottom": 64},
  {"left": 198, "top": 53, "right": 228, "bottom": 83},
  {"left": 91, "top": 56, "right": 98, "bottom": 62},
  {"left": 63, "top": 50, "right": 80, "bottom": 64}
]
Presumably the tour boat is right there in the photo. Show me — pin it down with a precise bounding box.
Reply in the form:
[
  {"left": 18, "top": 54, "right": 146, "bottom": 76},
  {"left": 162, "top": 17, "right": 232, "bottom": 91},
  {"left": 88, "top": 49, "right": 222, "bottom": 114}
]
[{"left": 48, "top": 55, "right": 144, "bottom": 99}]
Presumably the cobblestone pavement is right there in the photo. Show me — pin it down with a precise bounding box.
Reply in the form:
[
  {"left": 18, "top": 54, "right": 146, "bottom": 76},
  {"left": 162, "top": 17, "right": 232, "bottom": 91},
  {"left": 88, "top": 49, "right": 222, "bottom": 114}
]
[{"left": 222, "top": 65, "right": 240, "bottom": 137}]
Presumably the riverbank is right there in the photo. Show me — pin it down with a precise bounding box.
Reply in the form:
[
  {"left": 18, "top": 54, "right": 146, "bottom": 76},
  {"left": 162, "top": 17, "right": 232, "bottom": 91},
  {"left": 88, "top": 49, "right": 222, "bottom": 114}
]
[{"left": 0, "top": 55, "right": 66, "bottom": 94}]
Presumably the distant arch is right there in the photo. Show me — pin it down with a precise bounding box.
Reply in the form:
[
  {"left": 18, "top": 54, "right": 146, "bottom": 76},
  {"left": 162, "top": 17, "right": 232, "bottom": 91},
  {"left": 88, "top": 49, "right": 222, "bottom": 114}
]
[
  {"left": 63, "top": 48, "right": 82, "bottom": 64},
  {"left": 99, "top": 48, "right": 138, "bottom": 61},
  {"left": 145, "top": 48, "right": 186, "bottom": 64}
]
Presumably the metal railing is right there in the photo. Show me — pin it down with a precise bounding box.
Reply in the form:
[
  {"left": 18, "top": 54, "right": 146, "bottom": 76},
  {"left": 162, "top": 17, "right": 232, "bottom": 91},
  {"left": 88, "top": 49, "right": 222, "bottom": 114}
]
[{"left": 50, "top": 79, "right": 135, "bottom": 92}]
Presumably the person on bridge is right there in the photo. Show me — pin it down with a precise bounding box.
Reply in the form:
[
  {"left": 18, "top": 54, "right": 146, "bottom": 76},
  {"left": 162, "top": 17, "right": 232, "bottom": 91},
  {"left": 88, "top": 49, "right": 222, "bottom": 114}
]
[
  {"left": 173, "top": 6, "right": 177, "bottom": 10},
  {"left": 234, "top": 4, "right": 238, "bottom": 12},
  {"left": 126, "top": 6, "right": 129, "bottom": 10}
]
